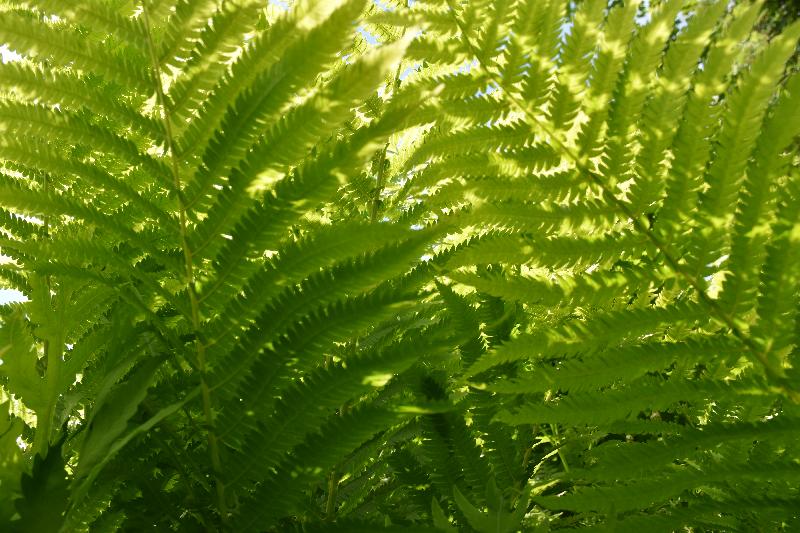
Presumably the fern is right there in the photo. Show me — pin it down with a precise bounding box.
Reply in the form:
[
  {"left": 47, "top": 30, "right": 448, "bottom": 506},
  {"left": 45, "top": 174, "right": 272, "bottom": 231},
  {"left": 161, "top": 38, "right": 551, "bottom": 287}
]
[
  {"left": 0, "top": 0, "right": 798, "bottom": 531},
  {"left": 385, "top": 0, "right": 800, "bottom": 529}
]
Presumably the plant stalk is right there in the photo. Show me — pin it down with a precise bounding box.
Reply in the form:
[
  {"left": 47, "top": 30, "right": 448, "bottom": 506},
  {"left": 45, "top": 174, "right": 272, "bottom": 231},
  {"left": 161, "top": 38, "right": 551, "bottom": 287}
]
[
  {"left": 141, "top": 1, "right": 228, "bottom": 524},
  {"left": 325, "top": 469, "right": 339, "bottom": 521},
  {"left": 33, "top": 175, "right": 59, "bottom": 456},
  {"left": 370, "top": 144, "right": 389, "bottom": 222}
]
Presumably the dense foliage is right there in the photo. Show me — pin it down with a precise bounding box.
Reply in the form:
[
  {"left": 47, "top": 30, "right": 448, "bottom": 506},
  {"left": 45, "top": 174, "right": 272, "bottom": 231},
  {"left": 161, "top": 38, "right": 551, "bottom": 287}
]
[
  {"left": 0, "top": 0, "right": 799, "bottom": 531},
  {"left": 762, "top": 0, "right": 800, "bottom": 35}
]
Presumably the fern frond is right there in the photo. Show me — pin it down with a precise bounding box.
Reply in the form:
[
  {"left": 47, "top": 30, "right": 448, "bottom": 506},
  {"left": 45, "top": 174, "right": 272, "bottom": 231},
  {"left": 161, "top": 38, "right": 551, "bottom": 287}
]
[
  {"left": 494, "top": 375, "right": 760, "bottom": 427},
  {"left": 233, "top": 404, "right": 411, "bottom": 530},
  {"left": 470, "top": 390, "right": 525, "bottom": 491},
  {"left": 446, "top": 231, "right": 648, "bottom": 271},
  {"left": 0, "top": 62, "right": 160, "bottom": 137},
  {"left": 0, "top": 206, "right": 42, "bottom": 240},
  {"left": 722, "top": 72, "right": 800, "bottom": 317},
  {"left": 501, "top": 0, "right": 556, "bottom": 99},
  {"left": 657, "top": 1, "right": 763, "bottom": 233},
  {"left": 600, "top": 0, "right": 686, "bottom": 188},
  {"left": 450, "top": 265, "right": 656, "bottom": 309},
  {"left": 0, "top": 10, "right": 152, "bottom": 92},
  {"left": 209, "top": 285, "right": 418, "bottom": 417},
  {"left": 0, "top": 137, "right": 173, "bottom": 227},
  {"left": 0, "top": 101, "right": 171, "bottom": 189},
  {"left": 226, "top": 332, "right": 443, "bottom": 485},
  {"left": 749, "top": 177, "right": 800, "bottom": 371},
  {"left": 465, "top": 300, "right": 709, "bottom": 378},
  {"left": 626, "top": 1, "right": 728, "bottom": 213},
  {"left": 190, "top": 37, "right": 408, "bottom": 261},
  {"left": 0, "top": 308, "right": 42, "bottom": 413},
  {"left": 4, "top": 235, "right": 190, "bottom": 320},
  {"left": 538, "top": 458, "right": 800, "bottom": 516},
  {"left": 587, "top": 415, "right": 800, "bottom": 481},
  {"left": 546, "top": 0, "right": 606, "bottom": 132},
  {"left": 25, "top": 0, "right": 148, "bottom": 52},
  {"left": 408, "top": 122, "right": 548, "bottom": 167},
  {"left": 156, "top": 0, "right": 222, "bottom": 68},
  {"left": 487, "top": 337, "right": 742, "bottom": 396},
  {"left": 686, "top": 20, "right": 800, "bottom": 278},
  {"left": 0, "top": 182, "right": 170, "bottom": 261},
  {"left": 1, "top": 0, "right": 797, "bottom": 528},
  {"left": 576, "top": 0, "right": 639, "bottom": 156},
  {"left": 303, "top": 520, "right": 439, "bottom": 533},
  {"left": 180, "top": 0, "right": 367, "bottom": 210},
  {"left": 460, "top": 200, "right": 620, "bottom": 237},
  {"left": 164, "top": 1, "right": 265, "bottom": 124}
]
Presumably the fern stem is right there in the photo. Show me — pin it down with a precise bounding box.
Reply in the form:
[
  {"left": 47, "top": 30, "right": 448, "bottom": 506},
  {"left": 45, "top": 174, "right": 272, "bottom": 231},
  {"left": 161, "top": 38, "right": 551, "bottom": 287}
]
[
  {"left": 369, "top": 55, "right": 403, "bottom": 223},
  {"left": 325, "top": 469, "right": 339, "bottom": 521},
  {"left": 444, "top": 1, "right": 798, "bottom": 401},
  {"left": 370, "top": 144, "right": 389, "bottom": 222},
  {"left": 550, "top": 424, "right": 569, "bottom": 473},
  {"left": 141, "top": 2, "right": 228, "bottom": 524},
  {"left": 33, "top": 174, "right": 56, "bottom": 456}
]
